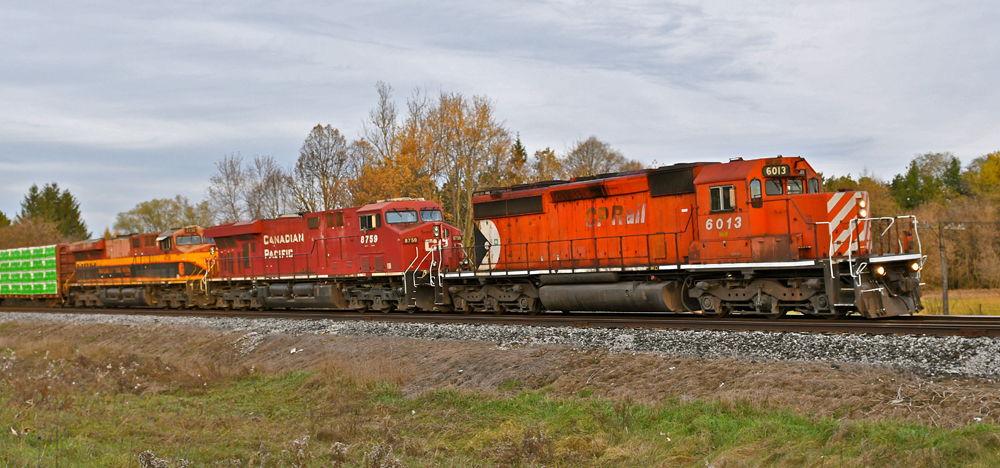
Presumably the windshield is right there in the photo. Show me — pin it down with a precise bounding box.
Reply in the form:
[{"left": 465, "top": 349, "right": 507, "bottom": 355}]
[
  {"left": 420, "top": 209, "right": 443, "bottom": 222},
  {"left": 385, "top": 210, "right": 418, "bottom": 224},
  {"left": 176, "top": 235, "right": 202, "bottom": 245}
]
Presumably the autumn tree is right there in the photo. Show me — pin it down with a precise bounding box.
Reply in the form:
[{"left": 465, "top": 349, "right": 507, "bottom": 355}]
[
  {"left": 0, "top": 218, "right": 63, "bottom": 250},
  {"left": 113, "top": 196, "right": 213, "bottom": 234},
  {"left": 822, "top": 172, "right": 899, "bottom": 218},
  {"left": 563, "top": 136, "right": 642, "bottom": 178},
  {"left": 0, "top": 211, "right": 10, "bottom": 228},
  {"left": 431, "top": 93, "right": 513, "bottom": 239},
  {"left": 19, "top": 183, "right": 89, "bottom": 240},
  {"left": 526, "top": 148, "right": 566, "bottom": 182},
  {"left": 291, "top": 124, "right": 356, "bottom": 212},
  {"left": 350, "top": 83, "right": 439, "bottom": 204},
  {"left": 963, "top": 151, "right": 1000, "bottom": 205}
]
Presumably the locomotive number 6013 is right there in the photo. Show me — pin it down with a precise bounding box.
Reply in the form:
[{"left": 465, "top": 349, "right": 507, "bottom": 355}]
[
  {"left": 705, "top": 216, "right": 742, "bottom": 230},
  {"left": 762, "top": 164, "right": 791, "bottom": 177}
]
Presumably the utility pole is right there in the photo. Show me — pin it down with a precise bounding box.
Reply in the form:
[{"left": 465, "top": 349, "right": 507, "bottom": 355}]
[{"left": 939, "top": 223, "right": 948, "bottom": 316}]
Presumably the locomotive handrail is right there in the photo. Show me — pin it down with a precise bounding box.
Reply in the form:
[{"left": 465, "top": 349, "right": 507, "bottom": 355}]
[{"left": 469, "top": 228, "right": 689, "bottom": 272}]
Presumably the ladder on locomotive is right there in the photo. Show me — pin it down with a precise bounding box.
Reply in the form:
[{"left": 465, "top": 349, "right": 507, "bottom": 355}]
[{"left": 402, "top": 244, "right": 447, "bottom": 309}]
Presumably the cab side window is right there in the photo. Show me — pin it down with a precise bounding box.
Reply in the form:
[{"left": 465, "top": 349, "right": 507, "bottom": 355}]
[
  {"left": 808, "top": 178, "right": 820, "bottom": 193},
  {"left": 360, "top": 213, "right": 382, "bottom": 230},
  {"left": 749, "top": 179, "right": 763, "bottom": 208},
  {"left": 765, "top": 180, "right": 783, "bottom": 196},
  {"left": 787, "top": 179, "right": 804, "bottom": 195},
  {"left": 710, "top": 185, "right": 736, "bottom": 212}
]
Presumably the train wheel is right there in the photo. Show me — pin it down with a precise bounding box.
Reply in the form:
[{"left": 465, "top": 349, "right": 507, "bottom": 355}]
[
  {"left": 761, "top": 307, "right": 788, "bottom": 320},
  {"left": 821, "top": 309, "right": 848, "bottom": 320},
  {"left": 484, "top": 297, "right": 504, "bottom": 315}
]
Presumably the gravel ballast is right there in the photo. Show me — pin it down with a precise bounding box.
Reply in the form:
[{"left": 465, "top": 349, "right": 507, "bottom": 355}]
[{"left": 1, "top": 311, "right": 998, "bottom": 379}]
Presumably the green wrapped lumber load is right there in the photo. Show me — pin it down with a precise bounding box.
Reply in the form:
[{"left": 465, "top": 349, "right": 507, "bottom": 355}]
[{"left": 0, "top": 245, "right": 59, "bottom": 296}]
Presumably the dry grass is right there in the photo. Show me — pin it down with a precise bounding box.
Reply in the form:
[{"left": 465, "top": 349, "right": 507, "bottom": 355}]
[
  {"left": 1, "top": 319, "right": 1000, "bottom": 466},
  {"left": 920, "top": 288, "right": 1000, "bottom": 315}
]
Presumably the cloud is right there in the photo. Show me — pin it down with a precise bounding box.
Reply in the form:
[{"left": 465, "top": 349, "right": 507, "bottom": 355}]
[{"left": 1, "top": 0, "right": 999, "bottom": 231}]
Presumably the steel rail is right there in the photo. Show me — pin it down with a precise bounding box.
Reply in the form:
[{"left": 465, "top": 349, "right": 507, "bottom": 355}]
[{"left": 2, "top": 306, "right": 999, "bottom": 338}]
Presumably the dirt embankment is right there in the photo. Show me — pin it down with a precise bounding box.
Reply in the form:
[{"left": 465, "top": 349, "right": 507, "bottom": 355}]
[{"left": 1, "top": 319, "right": 998, "bottom": 428}]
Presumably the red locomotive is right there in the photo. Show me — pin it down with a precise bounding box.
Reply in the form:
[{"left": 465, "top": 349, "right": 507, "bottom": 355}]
[
  {"left": 443, "top": 156, "right": 922, "bottom": 318},
  {"left": 202, "top": 198, "right": 463, "bottom": 312}
]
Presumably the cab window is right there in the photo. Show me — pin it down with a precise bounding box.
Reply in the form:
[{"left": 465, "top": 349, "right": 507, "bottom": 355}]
[
  {"left": 749, "top": 179, "right": 762, "bottom": 200},
  {"left": 385, "top": 210, "right": 418, "bottom": 224},
  {"left": 176, "top": 235, "right": 202, "bottom": 245},
  {"left": 710, "top": 185, "right": 736, "bottom": 212},
  {"left": 160, "top": 237, "right": 173, "bottom": 251},
  {"left": 765, "top": 180, "right": 783, "bottom": 196},
  {"left": 420, "top": 209, "right": 443, "bottom": 222},
  {"left": 360, "top": 213, "right": 382, "bottom": 230},
  {"left": 787, "top": 179, "right": 804, "bottom": 195},
  {"left": 808, "top": 178, "right": 820, "bottom": 193}
]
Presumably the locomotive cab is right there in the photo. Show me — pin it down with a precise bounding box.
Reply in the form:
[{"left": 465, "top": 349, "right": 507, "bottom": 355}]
[
  {"left": 356, "top": 198, "right": 463, "bottom": 275},
  {"left": 689, "top": 156, "right": 922, "bottom": 318}
]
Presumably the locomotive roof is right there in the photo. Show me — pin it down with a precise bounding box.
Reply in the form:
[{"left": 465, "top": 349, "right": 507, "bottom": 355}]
[
  {"left": 693, "top": 156, "right": 809, "bottom": 185},
  {"left": 203, "top": 219, "right": 263, "bottom": 239},
  {"left": 358, "top": 198, "right": 442, "bottom": 212},
  {"left": 474, "top": 162, "right": 717, "bottom": 199}
]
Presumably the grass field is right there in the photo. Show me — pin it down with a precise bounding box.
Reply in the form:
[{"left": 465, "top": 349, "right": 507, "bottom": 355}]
[
  {"left": 2, "top": 320, "right": 1000, "bottom": 467},
  {"left": 3, "top": 370, "right": 1000, "bottom": 467},
  {"left": 919, "top": 289, "right": 1000, "bottom": 315}
]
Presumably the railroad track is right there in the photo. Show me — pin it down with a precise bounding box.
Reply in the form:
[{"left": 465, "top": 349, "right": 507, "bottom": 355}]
[{"left": 2, "top": 305, "right": 999, "bottom": 338}]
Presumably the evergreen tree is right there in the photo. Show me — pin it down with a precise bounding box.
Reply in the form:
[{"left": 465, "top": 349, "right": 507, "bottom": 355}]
[
  {"left": 942, "top": 156, "right": 966, "bottom": 196},
  {"left": 18, "top": 183, "right": 90, "bottom": 240},
  {"left": 890, "top": 160, "right": 942, "bottom": 209},
  {"left": 0, "top": 211, "right": 10, "bottom": 228},
  {"left": 508, "top": 134, "right": 528, "bottom": 185}
]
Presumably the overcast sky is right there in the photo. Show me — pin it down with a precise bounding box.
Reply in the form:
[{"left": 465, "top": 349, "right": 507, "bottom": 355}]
[{"left": 2, "top": 1, "right": 998, "bottom": 233}]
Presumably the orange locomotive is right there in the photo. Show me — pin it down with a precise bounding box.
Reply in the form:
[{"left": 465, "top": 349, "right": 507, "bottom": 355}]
[
  {"left": 443, "top": 156, "right": 922, "bottom": 318},
  {"left": 65, "top": 227, "right": 216, "bottom": 308}
]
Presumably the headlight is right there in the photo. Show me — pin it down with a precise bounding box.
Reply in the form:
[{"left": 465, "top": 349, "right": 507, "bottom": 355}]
[
  {"left": 875, "top": 265, "right": 886, "bottom": 276},
  {"left": 433, "top": 225, "right": 440, "bottom": 237},
  {"left": 859, "top": 200, "right": 867, "bottom": 209},
  {"left": 910, "top": 262, "right": 921, "bottom": 272},
  {"left": 859, "top": 208, "right": 868, "bottom": 218}
]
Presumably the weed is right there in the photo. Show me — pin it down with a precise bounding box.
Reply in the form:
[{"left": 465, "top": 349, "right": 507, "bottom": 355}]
[{"left": 363, "top": 442, "right": 405, "bottom": 468}]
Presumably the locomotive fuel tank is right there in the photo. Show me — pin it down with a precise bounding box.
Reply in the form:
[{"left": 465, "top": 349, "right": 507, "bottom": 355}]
[{"left": 538, "top": 281, "right": 688, "bottom": 312}]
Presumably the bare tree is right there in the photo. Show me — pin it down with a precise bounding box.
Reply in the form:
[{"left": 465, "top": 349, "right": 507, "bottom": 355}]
[
  {"left": 245, "top": 155, "right": 292, "bottom": 220},
  {"left": 362, "top": 81, "right": 398, "bottom": 162},
  {"left": 207, "top": 153, "right": 247, "bottom": 223},
  {"left": 291, "top": 125, "right": 354, "bottom": 212},
  {"left": 563, "top": 136, "right": 642, "bottom": 178}
]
